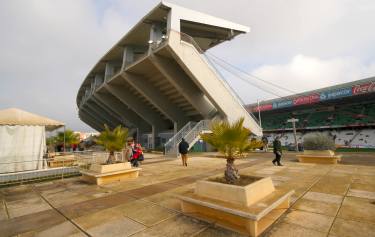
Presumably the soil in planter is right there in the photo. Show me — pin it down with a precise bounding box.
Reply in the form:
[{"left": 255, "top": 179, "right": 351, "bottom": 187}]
[{"left": 208, "top": 175, "right": 262, "bottom": 186}]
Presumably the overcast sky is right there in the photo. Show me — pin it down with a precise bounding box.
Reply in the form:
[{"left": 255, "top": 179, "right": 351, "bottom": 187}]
[{"left": 1, "top": 0, "right": 374, "bottom": 132}]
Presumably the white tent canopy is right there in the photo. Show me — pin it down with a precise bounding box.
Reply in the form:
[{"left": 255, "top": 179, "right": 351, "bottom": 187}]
[{"left": 0, "top": 108, "right": 64, "bottom": 173}]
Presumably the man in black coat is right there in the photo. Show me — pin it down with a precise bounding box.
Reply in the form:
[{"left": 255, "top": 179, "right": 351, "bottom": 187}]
[
  {"left": 178, "top": 138, "right": 189, "bottom": 166},
  {"left": 272, "top": 136, "right": 283, "bottom": 166}
]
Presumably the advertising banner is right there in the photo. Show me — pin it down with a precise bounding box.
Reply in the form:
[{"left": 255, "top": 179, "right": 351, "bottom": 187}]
[
  {"left": 272, "top": 100, "right": 293, "bottom": 109},
  {"left": 320, "top": 87, "right": 352, "bottom": 101},
  {"left": 352, "top": 82, "right": 375, "bottom": 95},
  {"left": 293, "top": 93, "right": 320, "bottom": 105},
  {"left": 252, "top": 104, "right": 273, "bottom": 112}
]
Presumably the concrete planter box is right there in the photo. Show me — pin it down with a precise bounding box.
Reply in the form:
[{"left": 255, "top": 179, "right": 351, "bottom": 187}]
[
  {"left": 80, "top": 162, "right": 140, "bottom": 185},
  {"left": 297, "top": 150, "right": 342, "bottom": 164},
  {"left": 178, "top": 176, "right": 294, "bottom": 237},
  {"left": 195, "top": 177, "right": 275, "bottom": 206}
]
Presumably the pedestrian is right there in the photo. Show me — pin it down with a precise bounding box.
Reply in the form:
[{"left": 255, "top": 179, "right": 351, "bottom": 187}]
[
  {"left": 131, "top": 143, "right": 143, "bottom": 167},
  {"left": 272, "top": 136, "right": 283, "bottom": 166},
  {"left": 178, "top": 138, "right": 189, "bottom": 166},
  {"left": 125, "top": 138, "right": 135, "bottom": 164},
  {"left": 262, "top": 136, "right": 269, "bottom": 152}
]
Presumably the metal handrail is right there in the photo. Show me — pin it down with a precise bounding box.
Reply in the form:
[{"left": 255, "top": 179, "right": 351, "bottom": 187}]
[
  {"left": 184, "top": 120, "right": 211, "bottom": 147},
  {"left": 164, "top": 121, "right": 197, "bottom": 154}
]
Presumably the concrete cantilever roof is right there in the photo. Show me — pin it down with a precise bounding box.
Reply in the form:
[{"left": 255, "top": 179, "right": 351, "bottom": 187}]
[
  {"left": 76, "top": 1, "right": 262, "bottom": 142},
  {"left": 77, "top": 1, "right": 250, "bottom": 105}
]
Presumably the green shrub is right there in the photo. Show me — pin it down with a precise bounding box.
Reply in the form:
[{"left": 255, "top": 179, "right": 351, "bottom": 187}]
[{"left": 303, "top": 133, "right": 335, "bottom": 150}]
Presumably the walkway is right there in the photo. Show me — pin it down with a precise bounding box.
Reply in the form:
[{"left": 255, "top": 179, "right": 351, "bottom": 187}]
[{"left": 0, "top": 154, "right": 374, "bottom": 236}]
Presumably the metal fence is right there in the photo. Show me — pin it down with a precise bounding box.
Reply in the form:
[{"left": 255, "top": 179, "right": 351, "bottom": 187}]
[{"left": 0, "top": 150, "right": 124, "bottom": 187}]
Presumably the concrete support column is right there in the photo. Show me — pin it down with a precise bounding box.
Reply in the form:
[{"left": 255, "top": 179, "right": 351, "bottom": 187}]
[
  {"left": 174, "top": 122, "right": 178, "bottom": 135},
  {"left": 94, "top": 74, "right": 104, "bottom": 89},
  {"left": 122, "top": 46, "right": 134, "bottom": 69},
  {"left": 104, "top": 63, "right": 115, "bottom": 82}
]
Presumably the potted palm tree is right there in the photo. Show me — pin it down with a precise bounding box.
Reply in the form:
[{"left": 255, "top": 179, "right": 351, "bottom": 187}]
[
  {"left": 297, "top": 132, "right": 341, "bottom": 164},
  {"left": 96, "top": 124, "right": 128, "bottom": 164},
  {"left": 197, "top": 117, "right": 275, "bottom": 205},
  {"left": 81, "top": 125, "right": 140, "bottom": 185},
  {"left": 178, "top": 118, "right": 294, "bottom": 237},
  {"left": 201, "top": 117, "right": 263, "bottom": 184}
]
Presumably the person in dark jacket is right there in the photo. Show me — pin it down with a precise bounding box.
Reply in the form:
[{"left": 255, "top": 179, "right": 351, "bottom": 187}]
[
  {"left": 272, "top": 136, "right": 283, "bottom": 166},
  {"left": 178, "top": 138, "right": 189, "bottom": 166}
]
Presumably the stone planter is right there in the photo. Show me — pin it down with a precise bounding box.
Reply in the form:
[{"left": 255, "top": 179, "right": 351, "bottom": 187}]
[
  {"left": 297, "top": 150, "right": 341, "bottom": 164},
  {"left": 177, "top": 176, "right": 294, "bottom": 237},
  {"left": 80, "top": 162, "right": 140, "bottom": 185},
  {"left": 47, "top": 156, "right": 75, "bottom": 168}
]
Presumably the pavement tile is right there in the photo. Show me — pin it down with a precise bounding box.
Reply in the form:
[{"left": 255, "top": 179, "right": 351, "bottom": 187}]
[
  {"left": 302, "top": 191, "right": 343, "bottom": 203},
  {"left": 115, "top": 199, "right": 178, "bottom": 226},
  {"left": 194, "top": 226, "right": 246, "bottom": 237},
  {"left": 32, "top": 221, "right": 85, "bottom": 237},
  {"left": 338, "top": 196, "right": 375, "bottom": 223},
  {"left": 73, "top": 207, "right": 145, "bottom": 237},
  {"left": 265, "top": 222, "right": 327, "bottom": 237},
  {"left": 43, "top": 190, "right": 90, "bottom": 208},
  {"left": 347, "top": 189, "right": 375, "bottom": 200},
  {"left": 310, "top": 181, "right": 349, "bottom": 196},
  {"left": 293, "top": 198, "right": 339, "bottom": 216},
  {"left": 282, "top": 210, "right": 334, "bottom": 233},
  {"left": 350, "top": 183, "right": 375, "bottom": 193},
  {"left": 131, "top": 215, "right": 208, "bottom": 237},
  {"left": 6, "top": 196, "right": 51, "bottom": 218},
  {"left": 58, "top": 192, "right": 135, "bottom": 219},
  {"left": 0, "top": 209, "right": 66, "bottom": 237},
  {"left": 352, "top": 175, "right": 375, "bottom": 185},
  {"left": 330, "top": 218, "right": 375, "bottom": 237}
]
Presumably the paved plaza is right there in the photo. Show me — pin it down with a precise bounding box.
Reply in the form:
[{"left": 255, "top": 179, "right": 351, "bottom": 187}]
[{"left": 0, "top": 153, "right": 375, "bottom": 237}]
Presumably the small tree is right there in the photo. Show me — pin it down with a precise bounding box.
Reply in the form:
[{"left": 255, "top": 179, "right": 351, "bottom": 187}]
[
  {"left": 303, "top": 132, "right": 336, "bottom": 150},
  {"left": 201, "top": 118, "right": 260, "bottom": 184},
  {"left": 96, "top": 125, "right": 128, "bottom": 164},
  {"left": 56, "top": 129, "right": 80, "bottom": 151}
]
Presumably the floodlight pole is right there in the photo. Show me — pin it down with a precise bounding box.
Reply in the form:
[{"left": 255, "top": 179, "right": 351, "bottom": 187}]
[
  {"left": 63, "top": 125, "right": 66, "bottom": 152},
  {"left": 257, "top": 100, "right": 262, "bottom": 128},
  {"left": 287, "top": 118, "right": 299, "bottom": 152}
]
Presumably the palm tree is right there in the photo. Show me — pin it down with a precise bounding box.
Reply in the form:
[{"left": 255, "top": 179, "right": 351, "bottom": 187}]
[
  {"left": 56, "top": 129, "right": 80, "bottom": 151},
  {"left": 96, "top": 125, "right": 128, "bottom": 164},
  {"left": 201, "top": 117, "right": 261, "bottom": 184}
]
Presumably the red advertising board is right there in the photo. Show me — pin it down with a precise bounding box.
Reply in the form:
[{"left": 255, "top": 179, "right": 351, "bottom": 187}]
[
  {"left": 252, "top": 104, "right": 273, "bottom": 112},
  {"left": 352, "top": 82, "right": 375, "bottom": 95},
  {"left": 293, "top": 93, "right": 320, "bottom": 106}
]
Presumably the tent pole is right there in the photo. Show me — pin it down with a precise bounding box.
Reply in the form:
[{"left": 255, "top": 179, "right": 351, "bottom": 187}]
[{"left": 63, "top": 126, "right": 66, "bottom": 152}]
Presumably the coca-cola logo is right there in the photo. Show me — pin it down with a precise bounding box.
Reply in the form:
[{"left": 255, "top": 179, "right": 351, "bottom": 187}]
[{"left": 352, "top": 82, "right": 375, "bottom": 95}]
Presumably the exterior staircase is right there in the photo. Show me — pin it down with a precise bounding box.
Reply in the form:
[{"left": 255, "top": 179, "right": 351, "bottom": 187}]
[{"left": 164, "top": 120, "right": 211, "bottom": 157}]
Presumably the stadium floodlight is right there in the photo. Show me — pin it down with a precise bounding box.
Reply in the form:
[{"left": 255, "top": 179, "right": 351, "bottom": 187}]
[{"left": 287, "top": 118, "right": 299, "bottom": 152}]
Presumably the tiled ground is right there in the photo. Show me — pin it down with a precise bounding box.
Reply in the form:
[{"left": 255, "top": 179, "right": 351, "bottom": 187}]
[{"left": 0, "top": 153, "right": 374, "bottom": 237}]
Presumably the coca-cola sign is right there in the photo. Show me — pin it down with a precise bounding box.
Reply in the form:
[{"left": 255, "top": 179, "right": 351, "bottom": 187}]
[{"left": 352, "top": 82, "right": 375, "bottom": 95}]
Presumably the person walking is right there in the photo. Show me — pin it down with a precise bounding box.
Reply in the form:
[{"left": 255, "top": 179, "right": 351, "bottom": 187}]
[
  {"left": 262, "top": 136, "right": 269, "bottom": 152},
  {"left": 178, "top": 138, "right": 189, "bottom": 166},
  {"left": 272, "top": 136, "right": 283, "bottom": 166}
]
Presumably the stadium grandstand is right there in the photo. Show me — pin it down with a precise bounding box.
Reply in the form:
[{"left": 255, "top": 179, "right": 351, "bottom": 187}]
[{"left": 246, "top": 77, "right": 375, "bottom": 149}]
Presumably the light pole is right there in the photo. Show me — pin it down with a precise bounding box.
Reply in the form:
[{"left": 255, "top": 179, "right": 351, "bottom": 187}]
[
  {"left": 287, "top": 118, "right": 299, "bottom": 152},
  {"left": 257, "top": 100, "right": 262, "bottom": 128}
]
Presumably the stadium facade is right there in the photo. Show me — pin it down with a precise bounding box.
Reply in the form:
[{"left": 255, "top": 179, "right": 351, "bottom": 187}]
[
  {"left": 246, "top": 77, "right": 375, "bottom": 148},
  {"left": 76, "top": 2, "right": 262, "bottom": 152}
]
